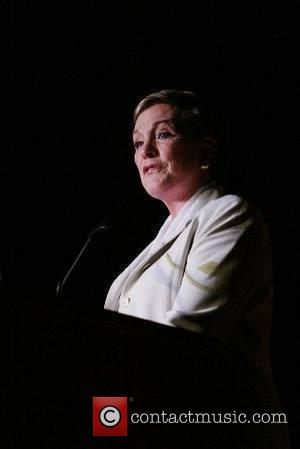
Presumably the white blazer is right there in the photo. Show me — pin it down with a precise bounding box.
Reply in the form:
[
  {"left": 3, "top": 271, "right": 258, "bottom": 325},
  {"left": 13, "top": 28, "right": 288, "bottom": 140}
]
[
  {"left": 105, "top": 183, "right": 273, "bottom": 357},
  {"left": 104, "top": 185, "right": 291, "bottom": 447}
]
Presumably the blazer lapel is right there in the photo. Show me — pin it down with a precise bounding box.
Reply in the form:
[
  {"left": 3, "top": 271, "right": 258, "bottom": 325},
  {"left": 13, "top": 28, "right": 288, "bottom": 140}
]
[
  {"left": 105, "top": 183, "right": 222, "bottom": 311},
  {"left": 121, "top": 183, "right": 222, "bottom": 296}
]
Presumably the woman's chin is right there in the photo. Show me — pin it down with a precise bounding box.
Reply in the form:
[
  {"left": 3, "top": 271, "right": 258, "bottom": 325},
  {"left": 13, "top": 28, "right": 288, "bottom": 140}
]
[
  {"left": 142, "top": 180, "right": 174, "bottom": 201},
  {"left": 142, "top": 181, "right": 165, "bottom": 199}
]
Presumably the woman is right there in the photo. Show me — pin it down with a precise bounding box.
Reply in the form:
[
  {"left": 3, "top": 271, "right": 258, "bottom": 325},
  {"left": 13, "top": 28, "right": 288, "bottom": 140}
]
[
  {"left": 105, "top": 89, "right": 270, "bottom": 339},
  {"left": 104, "top": 90, "right": 289, "bottom": 447}
]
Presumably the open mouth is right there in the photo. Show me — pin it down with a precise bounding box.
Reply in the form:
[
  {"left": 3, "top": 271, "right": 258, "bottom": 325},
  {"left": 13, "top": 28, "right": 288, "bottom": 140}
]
[{"left": 143, "top": 164, "right": 162, "bottom": 175}]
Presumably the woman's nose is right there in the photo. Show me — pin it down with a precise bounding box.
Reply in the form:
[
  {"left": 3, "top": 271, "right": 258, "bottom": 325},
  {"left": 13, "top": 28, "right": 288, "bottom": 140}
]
[{"left": 142, "top": 139, "right": 158, "bottom": 158}]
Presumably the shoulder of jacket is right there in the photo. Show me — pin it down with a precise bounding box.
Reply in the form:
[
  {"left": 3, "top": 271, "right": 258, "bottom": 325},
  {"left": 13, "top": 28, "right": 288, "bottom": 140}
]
[
  {"left": 201, "top": 193, "right": 249, "bottom": 218},
  {"left": 190, "top": 192, "right": 263, "bottom": 235}
]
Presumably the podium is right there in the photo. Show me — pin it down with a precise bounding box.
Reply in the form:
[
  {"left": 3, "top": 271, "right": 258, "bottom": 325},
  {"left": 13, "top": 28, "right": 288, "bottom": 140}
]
[{"left": 9, "top": 297, "right": 289, "bottom": 449}]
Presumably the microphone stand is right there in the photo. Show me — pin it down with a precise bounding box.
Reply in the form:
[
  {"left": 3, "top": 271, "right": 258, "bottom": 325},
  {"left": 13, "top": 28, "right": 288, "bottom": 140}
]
[{"left": 56, "top": 223, "right": 109, "bottom": 297}]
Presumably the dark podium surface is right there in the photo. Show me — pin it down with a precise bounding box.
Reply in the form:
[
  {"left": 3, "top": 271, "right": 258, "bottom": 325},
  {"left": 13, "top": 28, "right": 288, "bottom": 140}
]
[{"left": 8, "top": 296, "right": 292, "bottom": 449}]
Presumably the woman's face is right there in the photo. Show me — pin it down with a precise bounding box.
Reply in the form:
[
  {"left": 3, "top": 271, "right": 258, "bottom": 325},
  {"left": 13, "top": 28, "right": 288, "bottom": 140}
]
[{"left": 133, "top": 103, "right": 203, "bottom": 202}]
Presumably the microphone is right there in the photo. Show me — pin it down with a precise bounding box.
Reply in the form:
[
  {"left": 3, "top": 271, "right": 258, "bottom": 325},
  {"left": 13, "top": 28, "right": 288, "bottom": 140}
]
[{"left": 56, "top": 222, "right": 109, "bottom": 297}]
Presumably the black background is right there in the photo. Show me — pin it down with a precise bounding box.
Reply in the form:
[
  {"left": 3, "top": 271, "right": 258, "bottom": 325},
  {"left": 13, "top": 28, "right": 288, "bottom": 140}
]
[{"left": 6, "top": 1, "right": 299, "bottom": 447}]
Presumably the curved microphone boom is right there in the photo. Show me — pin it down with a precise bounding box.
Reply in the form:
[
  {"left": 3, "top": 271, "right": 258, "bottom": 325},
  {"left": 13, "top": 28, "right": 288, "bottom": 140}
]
[{"left": 56, "top": 223, "right": 109, "bottom": 297}]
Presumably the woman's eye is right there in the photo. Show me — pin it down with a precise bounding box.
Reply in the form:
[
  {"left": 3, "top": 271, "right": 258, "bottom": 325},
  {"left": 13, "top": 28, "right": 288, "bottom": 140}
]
[
  {"left": 134, "top": 141, "right": 143, "bottom": 150},
  {"left": 156, "top": 131, "right": 173, "bottom": 140}
]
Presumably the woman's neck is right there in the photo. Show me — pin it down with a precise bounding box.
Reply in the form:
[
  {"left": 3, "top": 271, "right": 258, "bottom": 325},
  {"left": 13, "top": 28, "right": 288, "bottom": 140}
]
[{"left": 163, "top": 178, "right": 210, "bottom": 219}]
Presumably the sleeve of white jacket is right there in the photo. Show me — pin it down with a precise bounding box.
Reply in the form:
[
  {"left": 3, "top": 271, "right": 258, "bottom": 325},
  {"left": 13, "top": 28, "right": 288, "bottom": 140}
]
[{"left": 166, "top": 196, "right": 271, "bottom": 337}]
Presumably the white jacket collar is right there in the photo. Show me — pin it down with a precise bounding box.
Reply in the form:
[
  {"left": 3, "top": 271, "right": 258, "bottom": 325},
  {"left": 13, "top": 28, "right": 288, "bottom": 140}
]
[
  {"left": 149, "top": 182, "right": 221, "bottom": 253},
  {"left": 104, "top": 182, "right": 222, "bottom": 311}
]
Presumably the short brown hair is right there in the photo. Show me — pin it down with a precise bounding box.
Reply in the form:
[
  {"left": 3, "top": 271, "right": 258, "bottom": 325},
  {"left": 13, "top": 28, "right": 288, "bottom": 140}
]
[{"left": 133, "top": 89, "right": 212, "bottom": 139}]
